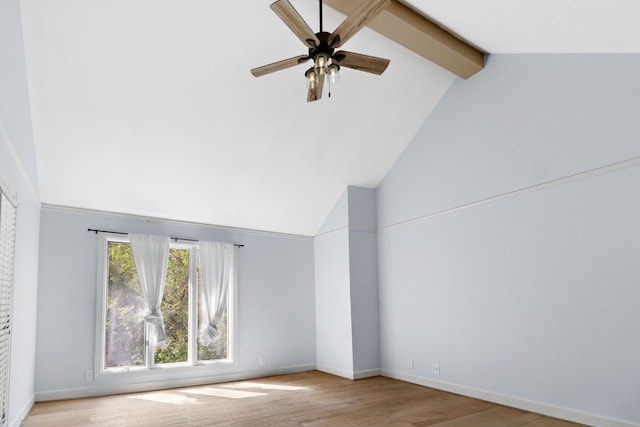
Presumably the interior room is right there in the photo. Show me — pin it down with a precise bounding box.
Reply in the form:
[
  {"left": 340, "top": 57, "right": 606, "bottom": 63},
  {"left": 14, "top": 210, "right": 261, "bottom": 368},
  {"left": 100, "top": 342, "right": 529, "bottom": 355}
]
[{"left": 1, "top": 0, "right": 639, "bottom": 426}]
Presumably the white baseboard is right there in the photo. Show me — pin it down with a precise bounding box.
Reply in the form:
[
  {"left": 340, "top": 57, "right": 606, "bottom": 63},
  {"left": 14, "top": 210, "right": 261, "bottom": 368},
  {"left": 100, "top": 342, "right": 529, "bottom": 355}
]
[
  {"left": 353, "top": 368, "right": 380, "bottom": 379},
  {"left": 316, "top": 365, "right": 380, "bottom": 380},
  {"left": 316, "top": 364, "right": 356, "bottom": 379},
  {"left": 10, "top": 393, "right": 34, "bottom": 427},
  {"left": 35, "top": 364, "right": 315, "bottom": 402},
  {"left": 381, "top": 369, "right": 640, "bottom": 427}
]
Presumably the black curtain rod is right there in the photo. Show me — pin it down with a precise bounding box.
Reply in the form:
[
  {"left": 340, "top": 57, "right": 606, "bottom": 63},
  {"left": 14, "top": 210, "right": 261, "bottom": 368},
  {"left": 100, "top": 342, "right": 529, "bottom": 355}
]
[{"left": 87, "top": 228, "right": 244, "bottom": 247}]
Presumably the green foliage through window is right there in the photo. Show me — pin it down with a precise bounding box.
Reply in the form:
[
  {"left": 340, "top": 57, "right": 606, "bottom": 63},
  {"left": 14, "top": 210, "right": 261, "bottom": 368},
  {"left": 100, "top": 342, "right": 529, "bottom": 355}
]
[{"left": 106, "top": 242, "right": 144, "bottom": 368}]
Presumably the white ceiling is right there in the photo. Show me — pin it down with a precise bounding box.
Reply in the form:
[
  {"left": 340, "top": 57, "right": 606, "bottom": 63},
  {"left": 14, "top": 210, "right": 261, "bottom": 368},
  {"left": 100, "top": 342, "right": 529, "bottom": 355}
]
[{"left": 19, "top": 0, "right": 640, "bottom": 236}]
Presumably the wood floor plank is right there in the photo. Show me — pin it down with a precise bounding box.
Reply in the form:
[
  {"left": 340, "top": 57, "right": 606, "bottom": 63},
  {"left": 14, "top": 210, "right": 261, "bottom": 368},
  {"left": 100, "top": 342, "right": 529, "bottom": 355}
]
[{"left": 21, "top": 371, "right": 587, "bottom": 427}]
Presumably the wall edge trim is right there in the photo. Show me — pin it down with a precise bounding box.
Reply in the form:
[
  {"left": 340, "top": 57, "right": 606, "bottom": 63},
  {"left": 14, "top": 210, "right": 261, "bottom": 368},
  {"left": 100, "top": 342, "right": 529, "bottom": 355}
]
[
  {"left": 315, "top": 226, "right": 377, "bottom": 239},
  {"left": 379, "top": 155, "right": 640, "bottom": 232},
  {"left": 41, "top": 203, "right": 314, "bottom": 241},
  {"left": 315, "top": 225, "right": 349, "bottom": 239}
]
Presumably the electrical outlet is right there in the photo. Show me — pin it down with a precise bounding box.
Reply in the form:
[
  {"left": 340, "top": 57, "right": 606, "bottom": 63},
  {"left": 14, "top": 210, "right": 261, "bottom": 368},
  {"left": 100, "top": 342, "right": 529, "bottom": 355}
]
[
  {"left": 259, "top": 356, "right": 266, "bottom": 366},
  {"left": 407, "top": 359, "right": 414, "bottom": 369},
  {"left": 85, "top": 369, "right": 94, "bottom": 381},
  {"left": 433, "top": 364, "right": 440, "bottom": 375}
]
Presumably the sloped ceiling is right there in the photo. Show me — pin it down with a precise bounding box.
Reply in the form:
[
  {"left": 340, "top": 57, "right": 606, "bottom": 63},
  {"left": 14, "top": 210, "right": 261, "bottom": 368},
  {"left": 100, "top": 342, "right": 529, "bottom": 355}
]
[
  {"left": 20, "top": 0, "right": 455, "bottom": 236},
  {"left": 20, "top": 0, "right": 640, "bottom": 236}
]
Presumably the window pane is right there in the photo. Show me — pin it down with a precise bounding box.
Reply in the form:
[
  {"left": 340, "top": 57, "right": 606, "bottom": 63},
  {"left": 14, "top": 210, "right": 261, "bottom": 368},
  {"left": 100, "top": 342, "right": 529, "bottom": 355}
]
[
  {"left": 154, "top": 248, "right": 189, "bottom": 365},
  {"left": 105, "top": 242, "right": 145, "bottom": 368},
  {"left": 197, "top": 268, "right": 228, "bottom": 361},
  {"left": 103, "top": 240, "right": 233, "bottom": 371}
]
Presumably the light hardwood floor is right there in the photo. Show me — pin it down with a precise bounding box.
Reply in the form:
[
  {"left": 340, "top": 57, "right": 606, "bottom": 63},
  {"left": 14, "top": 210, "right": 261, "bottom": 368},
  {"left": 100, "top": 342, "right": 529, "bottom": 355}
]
[{"left": 22, "top": 371, "right": 586, "bottom": 426}]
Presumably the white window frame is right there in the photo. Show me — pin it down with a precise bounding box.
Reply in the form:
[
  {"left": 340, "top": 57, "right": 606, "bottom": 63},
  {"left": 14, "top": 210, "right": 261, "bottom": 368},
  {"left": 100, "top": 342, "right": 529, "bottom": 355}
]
[{"left": 94, "top": 233, "right": 237, "bottom": 378}]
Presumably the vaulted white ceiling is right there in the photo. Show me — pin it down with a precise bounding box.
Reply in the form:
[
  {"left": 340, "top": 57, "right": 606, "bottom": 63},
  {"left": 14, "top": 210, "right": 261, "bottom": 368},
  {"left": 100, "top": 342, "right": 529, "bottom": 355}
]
[{"left": 19, "top": 0, "right": 640, "bottom": 236}]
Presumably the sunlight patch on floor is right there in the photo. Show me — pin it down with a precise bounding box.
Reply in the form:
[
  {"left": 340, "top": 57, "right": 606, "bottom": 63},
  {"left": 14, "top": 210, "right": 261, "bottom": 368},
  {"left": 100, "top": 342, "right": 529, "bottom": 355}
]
[
  {"left": 125, "top": 381, "right": 307, "bottom": 405},
  {"left": 222, "top": 382, "right": 308, "bottom": 391},
  {"left": 129, "top": 392, "right": 202, "bottom": 405},
  {"left": 180, "top": 387, "right": 267, "bottom": 399}
]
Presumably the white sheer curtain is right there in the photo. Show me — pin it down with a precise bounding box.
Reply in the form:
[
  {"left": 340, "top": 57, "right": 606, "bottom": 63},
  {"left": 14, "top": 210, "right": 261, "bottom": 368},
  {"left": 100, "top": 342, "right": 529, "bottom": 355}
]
[
  {"left": 130, "top": 233, "right": 170, "bottom": 348},
  {"left": 198, "top": 241, "right": 234, "bottom": 346}
]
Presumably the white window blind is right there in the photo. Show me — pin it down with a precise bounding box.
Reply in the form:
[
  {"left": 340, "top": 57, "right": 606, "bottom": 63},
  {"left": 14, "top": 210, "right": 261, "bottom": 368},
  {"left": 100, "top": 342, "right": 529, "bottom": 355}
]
[{"left": 0, "top": 189, "right": 16, "bottom": 427}]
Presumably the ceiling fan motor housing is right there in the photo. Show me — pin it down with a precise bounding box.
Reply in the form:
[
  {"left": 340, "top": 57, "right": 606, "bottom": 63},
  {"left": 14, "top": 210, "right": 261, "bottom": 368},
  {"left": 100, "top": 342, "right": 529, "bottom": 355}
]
[{"left": 308, "top": 31, "right": 335, "bottom": 61}]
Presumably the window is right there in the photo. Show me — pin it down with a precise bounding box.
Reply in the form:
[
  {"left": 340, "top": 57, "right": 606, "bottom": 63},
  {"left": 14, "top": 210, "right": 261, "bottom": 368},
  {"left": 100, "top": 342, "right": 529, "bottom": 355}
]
[
  {"left": 0, "top": 188, "right": 16, "bottom": 427},
  {"left": 96, "top": 235, "right": 236, "bottom": 374}
]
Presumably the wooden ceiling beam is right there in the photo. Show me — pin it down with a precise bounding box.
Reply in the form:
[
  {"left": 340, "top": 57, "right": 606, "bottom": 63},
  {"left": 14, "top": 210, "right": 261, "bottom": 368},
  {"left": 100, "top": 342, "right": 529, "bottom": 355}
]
[{"left": 323, "top": 0, "right": 485, "bottom": 79}]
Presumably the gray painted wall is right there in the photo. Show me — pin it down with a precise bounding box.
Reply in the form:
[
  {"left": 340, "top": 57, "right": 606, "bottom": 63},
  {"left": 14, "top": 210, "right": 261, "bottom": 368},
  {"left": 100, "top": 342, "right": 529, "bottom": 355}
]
[
  {"left": 377, "top": 55, "right": 640, "bottom": 425},
  {"left": 347, "top": 187, "right": 379, "bottom": 374},
  {"left": 0, "top": 0, "right": 41, "bottom": 426},
  {"left": 315, "top": 186, "right": 379, "bottom": 378},
  {"left": 35, "top": 207, "right": 316, "bottom": 398},
  {"left": 315, "top": 189, "right": 354, "bottom": 376}
]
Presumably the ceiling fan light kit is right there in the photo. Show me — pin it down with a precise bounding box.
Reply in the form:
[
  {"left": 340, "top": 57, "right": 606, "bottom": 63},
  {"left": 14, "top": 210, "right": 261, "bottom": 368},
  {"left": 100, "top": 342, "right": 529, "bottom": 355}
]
[{"left": 251, "top": 0, "right": 391, "bottom": 102}]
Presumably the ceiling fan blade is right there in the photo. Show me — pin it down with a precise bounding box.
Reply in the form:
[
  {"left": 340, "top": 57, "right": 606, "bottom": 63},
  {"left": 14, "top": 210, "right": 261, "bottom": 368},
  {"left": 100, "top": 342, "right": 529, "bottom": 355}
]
[
  {"left": 271, "top": 0, "right": 321, "bottom": 49},
  {"left": 316, "top": 72, "right": 325, "bottom": 100},
  {"left": 328, "top": 0, "right": 390, "bottom": 48},
  {"left": 307, "top": 73, "right": 325, "bottom": 102},
  {"left": 332, "top": 50, "right": 390, "bottom": 75},
  {"left": 306, "top": 85, "right": 317, "bottom": 102},
  {"left": 251, "top": 55, "right": 310, "bottom": 77}
]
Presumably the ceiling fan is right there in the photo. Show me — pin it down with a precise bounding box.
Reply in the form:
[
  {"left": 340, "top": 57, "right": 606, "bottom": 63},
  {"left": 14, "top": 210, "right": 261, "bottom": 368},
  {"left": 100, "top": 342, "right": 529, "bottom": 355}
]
[{"left": 251, "top": 0, "right": 391, "bottom": 102}]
